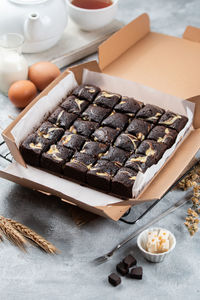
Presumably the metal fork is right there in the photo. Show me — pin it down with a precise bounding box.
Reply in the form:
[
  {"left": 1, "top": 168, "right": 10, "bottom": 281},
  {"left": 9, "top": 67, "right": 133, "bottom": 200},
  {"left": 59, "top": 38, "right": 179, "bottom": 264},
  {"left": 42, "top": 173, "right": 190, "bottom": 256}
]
[{"left": 94, "top": 197, "right": 190, "bottom": 264}]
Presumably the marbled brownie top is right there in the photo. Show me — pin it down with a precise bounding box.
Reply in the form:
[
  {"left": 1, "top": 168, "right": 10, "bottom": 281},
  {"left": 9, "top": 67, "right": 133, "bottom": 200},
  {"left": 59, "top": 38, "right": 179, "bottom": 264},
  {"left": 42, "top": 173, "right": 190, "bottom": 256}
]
[{"left": 20, "top": 84, "right": 188, "bottom": 199}]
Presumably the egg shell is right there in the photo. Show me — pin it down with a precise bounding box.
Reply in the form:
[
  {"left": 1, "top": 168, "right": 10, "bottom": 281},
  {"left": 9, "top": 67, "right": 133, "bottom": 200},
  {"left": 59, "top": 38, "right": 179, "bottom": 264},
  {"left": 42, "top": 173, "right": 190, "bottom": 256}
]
[
  {"left": 28, "top": 61, "right": 61, "bottom": 91},
  {"left": 8, "top": 80, "right": 37, "bottom": 108}
]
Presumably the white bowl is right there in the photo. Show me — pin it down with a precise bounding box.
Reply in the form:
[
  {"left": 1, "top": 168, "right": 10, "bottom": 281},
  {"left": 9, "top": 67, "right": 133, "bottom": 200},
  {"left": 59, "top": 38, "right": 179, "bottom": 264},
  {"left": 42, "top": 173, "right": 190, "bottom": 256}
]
[
  {"left": 67, "top": 0, "right": 119, "bottom": 31},
  {"left": 137, "top": 227, "right": 176, "bottom": 263}
]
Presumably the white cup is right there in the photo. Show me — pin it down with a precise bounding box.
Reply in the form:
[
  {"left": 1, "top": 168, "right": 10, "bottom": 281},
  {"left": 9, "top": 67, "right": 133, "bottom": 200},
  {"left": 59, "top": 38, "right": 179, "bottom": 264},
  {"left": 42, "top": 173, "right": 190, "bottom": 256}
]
[
  {"left": 67, "top": 0, "right": 119, "bottom": 31},
  {"left": 137, "top": 227, "right": 176, "bottom": 263}
]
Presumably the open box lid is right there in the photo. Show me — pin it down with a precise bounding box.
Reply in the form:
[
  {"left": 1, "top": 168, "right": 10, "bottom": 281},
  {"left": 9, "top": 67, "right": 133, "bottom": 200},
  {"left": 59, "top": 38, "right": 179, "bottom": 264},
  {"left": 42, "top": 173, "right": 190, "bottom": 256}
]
[{"left": 99, "top": 13, "right": 200, "bottom": 128}]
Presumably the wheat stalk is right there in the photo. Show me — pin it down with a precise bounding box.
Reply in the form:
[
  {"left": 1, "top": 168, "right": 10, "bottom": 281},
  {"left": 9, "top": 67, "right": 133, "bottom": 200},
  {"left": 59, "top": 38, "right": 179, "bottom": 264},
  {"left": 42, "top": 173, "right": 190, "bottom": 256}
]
[
  {"left": 0, "top": 216, "right": 27, "bottom": 250},
  {"left": 6, "top": 218, "right": 59, "bottom": 254}
]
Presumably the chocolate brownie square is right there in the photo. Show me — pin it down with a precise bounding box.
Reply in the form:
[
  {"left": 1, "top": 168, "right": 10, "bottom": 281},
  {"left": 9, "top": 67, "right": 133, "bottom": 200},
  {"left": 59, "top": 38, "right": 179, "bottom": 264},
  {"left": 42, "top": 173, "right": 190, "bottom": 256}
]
[
  {"left": 20, "top": 134, "right": 51, "bottom": 167},
  {"left": 94, "top": 91, "right": 121, "bottom": 108},
  {"left": 61, "top": 95, "right": 89, "bottom": 115},
  {"left": 80, "top": 141, "right": 108, "bottom": 158},
  {"left": 72, "top": 84, "right": 100, "bottom": 102},
  {"left": 116, "top": 262, "right": 129, "bottom": 276},
  {"left": 82, "top": 104, "right": 111, "bottom": 123},
  {"left": 147, "top": 125, "right": 178, "bottom": 148},
  {"left": 101, "top": 146, "right": 130, "bottom": 166},
  {"left": 136, "top": 104, "right": 164, "bottom": 124},
  {"left": 130, "top": 267, "right": 143, "bottom": 280},
  {"left": 108, "top": 273, "right": 121, "bottom": 287},
  {"left": 112, "top": 167, "right": 138, "bottom": 198},
  {"left": 102, "top": 112, "right": 129, "bottom": 131},
  {"left": 92, "top": 126, "right": 120, "bottom": 144},
  {"left": 58, "top": 131, "right": 86, "bottom": 151},
  {"left": 37, "top": 122, "right": 64, "bottom": 143},
  {"left": 41, "top": 145, "right": 73, "bottom": 173},
  {"left": 48, "top": 107, "right": 77, "bottom": 129},
  {"left": 123, "top": 254, "right": 137, "bottom": 268},
  {"left": 114, "top": 133, "right": 140, "bottom": 152},
  {"left": 158, "top": 110, "right": 188, "bottom": 132},
  {"left": 70, "top": 119, "right": 99, "bottom": 137},
  {"left": 127, "top": 119, "right": 153, "bottom": 141},
  {"left": 63, "top": 153, "right": 96, "bottom": 182},
  {"left": 87, "top": 160, "right": 120, "bottom": 191},
  {"left": 114, "top": 96, "right": 143, "bottom": 116},
  {"left": 136, "top": 139, "right": 167, "bottom": 162},
  {"left": 125, "top": 153, "right": 155, "bottom": 173}
]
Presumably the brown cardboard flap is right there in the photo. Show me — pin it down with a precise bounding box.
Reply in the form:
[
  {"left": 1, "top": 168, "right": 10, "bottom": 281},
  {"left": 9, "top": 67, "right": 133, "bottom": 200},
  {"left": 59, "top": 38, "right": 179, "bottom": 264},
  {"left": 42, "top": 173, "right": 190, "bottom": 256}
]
[
  {"left": 99, "top": 13, "right": 150, "bottom": 70},
  {"left": 187, "top": 95, "right": 200, "bottom": 129},
  {"left": 183, "top": 26, "right": 200, "bottom": 43},
  {"left": 2, "top": 131, "right": 26, "bottom": 167},
  {"left": 0, "top": 168, "right": 127, "bottom": 220},
  {"left": 69, "top": 60, "right": 101, "bottom": 84},
  {"left": 100, "top": 14, "right": 200, "bottom": 104}
]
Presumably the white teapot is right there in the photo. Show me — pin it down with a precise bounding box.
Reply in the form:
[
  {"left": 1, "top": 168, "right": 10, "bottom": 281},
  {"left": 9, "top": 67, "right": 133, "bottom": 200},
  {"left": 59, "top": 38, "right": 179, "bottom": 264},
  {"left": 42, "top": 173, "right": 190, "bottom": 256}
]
[{"left": 0, "top": 0, "right": 68, "bottom": 53}]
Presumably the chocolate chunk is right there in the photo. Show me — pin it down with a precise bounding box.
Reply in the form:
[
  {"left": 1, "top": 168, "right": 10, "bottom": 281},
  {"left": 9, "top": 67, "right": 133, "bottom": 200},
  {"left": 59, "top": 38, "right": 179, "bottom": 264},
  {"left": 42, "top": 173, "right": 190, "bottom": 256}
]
[
  {"left": 123, "top": 255, "right": 137, "bottom": 268},
  {"left": 116, "top": 262, "right": 129, "bottom": 276},
  {"left": 158, "top": 110, "right": 188, "bottom": 132},
  {"left": 136, "top": 104, "right": 164, "bottom": 124},
  {"left": 37, "top": 122, "right": 64, "bottom": 143},
  {"left": 72, "top": 84, "right": 100, "bottom": 102},
  {"left": 136, "top": 139, "right": 167, "bottom": 162},
  {"left": 114, "top": 96, "right": 143, "bottom": 116},
  {"left": 41, "top": 145, "right": 73, "bottom": 173},
  {"left": 82, "top": 104, "right": 111, "bottom": 123},
  {"left": 101, "top": 146, "right": 130, "bottom": 166},
  {"left": 92, "top": 127, "right": 120, "bottom": 144},
  {"left": 48, "top": 107, "right": 77, "bottom": 129},
  {"left": 114, "top": 133, "right": 140, "bottom": 152},
  {"left": 80, "top": 141, "right": 108, "bottom": 158},
  {"left": 147, "top": 125, "right": 177, "bottom": 148},
  {"left": 61, "top": 95, "right": 89, "bottom": 115},
  {"left": 112, "top": 168, "right": 137, "bottom": 198},
  {"left": 63, "top": 153, "right": 96, "bottom": 183},
  {"left": 94, "top": 91, "right": 121, "bottom": 108},
  {"left": 19, "top": 133, "right": 51, "bottom": 167},
  {"left": 102, "top": 111, "right": 129, "bottom": 130},
  {"left": 127, "top": 119, "right": 153, "bottom": 141},
  {"left": 125, "top": 153, "right": 155, "bottom": 173},
  {"left": 70, "top": 119, "right": 99, "bottom": 137},
  {"left": 87, "top": 160, "right": 120, "bottom": 192},
  {"left": 108, "top": 273, "right": 121, "bottom": 287},
  {"left": 58, "top": 131, "right": 86, "bottom": 151},
  {"left": 129, "top": 267, "right": 143, "bottom": 280}
]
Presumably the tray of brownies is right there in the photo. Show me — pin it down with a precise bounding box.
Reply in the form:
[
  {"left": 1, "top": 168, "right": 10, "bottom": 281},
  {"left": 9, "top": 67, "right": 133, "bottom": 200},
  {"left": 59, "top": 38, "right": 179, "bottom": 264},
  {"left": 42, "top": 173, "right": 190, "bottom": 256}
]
[{"left": 18, "top": 69, "right": 191, "bottom": 200}]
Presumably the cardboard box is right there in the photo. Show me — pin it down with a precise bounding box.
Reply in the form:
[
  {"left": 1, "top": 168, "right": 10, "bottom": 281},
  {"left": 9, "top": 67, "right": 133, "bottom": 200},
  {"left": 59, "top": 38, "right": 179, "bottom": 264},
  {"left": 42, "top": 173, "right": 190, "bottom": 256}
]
[{"left": 1, "top": 14, "right": 200, "bottom": 221}]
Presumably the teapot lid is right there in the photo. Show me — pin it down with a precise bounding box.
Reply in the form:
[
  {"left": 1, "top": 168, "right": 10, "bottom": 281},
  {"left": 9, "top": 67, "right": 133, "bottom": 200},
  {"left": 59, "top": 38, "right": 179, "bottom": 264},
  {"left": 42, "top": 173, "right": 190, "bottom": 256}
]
[{"left": 9, "top": 0, "right": 49, "bottom": 4}]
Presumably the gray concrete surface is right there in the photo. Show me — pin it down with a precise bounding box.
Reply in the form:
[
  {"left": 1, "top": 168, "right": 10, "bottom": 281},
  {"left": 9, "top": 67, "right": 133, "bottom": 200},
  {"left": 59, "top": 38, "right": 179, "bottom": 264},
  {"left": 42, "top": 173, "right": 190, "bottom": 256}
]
[{"left": 0, "top": 1, "right": 200, "bottom": 299}]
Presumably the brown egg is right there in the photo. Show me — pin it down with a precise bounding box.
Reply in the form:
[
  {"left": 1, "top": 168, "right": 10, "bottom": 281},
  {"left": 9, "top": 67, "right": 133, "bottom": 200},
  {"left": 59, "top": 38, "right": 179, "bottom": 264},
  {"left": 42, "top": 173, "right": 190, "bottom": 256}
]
[
  {"left": 8, "top": 80, "right": 37, "bottom": 108},
  {"left": 28, "top": 61, "right": 61, "bottom": 91}
]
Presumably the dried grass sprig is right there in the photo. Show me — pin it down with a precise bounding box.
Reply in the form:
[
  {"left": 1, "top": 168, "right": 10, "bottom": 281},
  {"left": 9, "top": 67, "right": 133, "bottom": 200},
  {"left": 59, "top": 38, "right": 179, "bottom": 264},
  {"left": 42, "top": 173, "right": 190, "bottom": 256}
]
[
  {"left": 6, "top": 218, "right": 59, "bottom": 254},
  {"left": 178, "top": 162, "right": 200, "bottom": 236},
  {"left": 0, "top": 216, "right": 27, "bottom": 250}
]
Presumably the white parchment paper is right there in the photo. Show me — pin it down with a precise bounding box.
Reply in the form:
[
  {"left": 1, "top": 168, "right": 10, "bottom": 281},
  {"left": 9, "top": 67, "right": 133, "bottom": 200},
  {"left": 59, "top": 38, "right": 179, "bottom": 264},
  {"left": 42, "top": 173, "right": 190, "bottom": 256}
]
[{"left": 7, "top": 69, "right": 195, "bottom": 206}]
